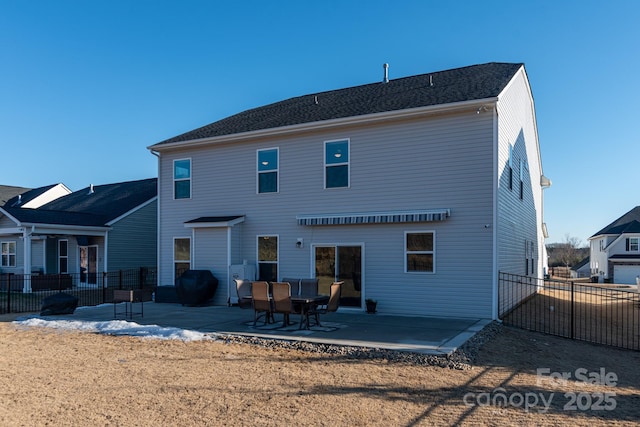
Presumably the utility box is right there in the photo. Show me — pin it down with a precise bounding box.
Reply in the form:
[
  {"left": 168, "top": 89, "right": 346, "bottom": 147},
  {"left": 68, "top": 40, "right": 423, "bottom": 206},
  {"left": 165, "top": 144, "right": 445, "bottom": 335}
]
[{"left": 229, "top": 263, "right": 256, "bottom": 304}]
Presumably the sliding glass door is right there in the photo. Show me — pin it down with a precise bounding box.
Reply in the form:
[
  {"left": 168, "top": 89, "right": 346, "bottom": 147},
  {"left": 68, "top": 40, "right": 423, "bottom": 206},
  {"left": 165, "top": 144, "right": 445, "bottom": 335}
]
[{"left": 314, "top": 245, "right": 362, "bottom": 308}]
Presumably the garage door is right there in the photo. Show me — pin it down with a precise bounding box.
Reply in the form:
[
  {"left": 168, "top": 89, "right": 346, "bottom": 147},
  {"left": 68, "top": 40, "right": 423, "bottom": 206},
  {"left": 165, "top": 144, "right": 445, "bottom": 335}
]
[{"left": 613, "top": 265, "right": 640, "bottom": 285}]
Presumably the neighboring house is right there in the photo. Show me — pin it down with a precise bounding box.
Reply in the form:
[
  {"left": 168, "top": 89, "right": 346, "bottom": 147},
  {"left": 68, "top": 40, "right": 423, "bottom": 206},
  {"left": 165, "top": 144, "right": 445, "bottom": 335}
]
[
  {"left": 0, "top": 178, "right": 157, "bottom": 291},
  {"left": 1, "top": 183, "right": 71, "bottom": 208},
  {"left": 148, "top": 62, "right": 549, "bottom": 319},
  {"left": 570, "top": 256, "right": 590, "bottom": 279},
  {"left": 588, "top": 206, "right": 640, "bottom": 284}
]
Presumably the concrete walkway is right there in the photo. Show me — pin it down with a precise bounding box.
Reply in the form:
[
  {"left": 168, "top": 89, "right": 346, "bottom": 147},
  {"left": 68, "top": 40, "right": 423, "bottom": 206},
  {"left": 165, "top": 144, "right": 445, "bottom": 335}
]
[{"left": 37, "top": 302, "right": 491, "bottom": 355}]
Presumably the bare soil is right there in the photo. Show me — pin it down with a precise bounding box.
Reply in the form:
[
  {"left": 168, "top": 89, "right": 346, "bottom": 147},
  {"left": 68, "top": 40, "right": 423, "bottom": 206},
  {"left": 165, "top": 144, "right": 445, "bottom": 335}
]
[{"left": 0, "top": 319, "right": 639, "bottom": 426}]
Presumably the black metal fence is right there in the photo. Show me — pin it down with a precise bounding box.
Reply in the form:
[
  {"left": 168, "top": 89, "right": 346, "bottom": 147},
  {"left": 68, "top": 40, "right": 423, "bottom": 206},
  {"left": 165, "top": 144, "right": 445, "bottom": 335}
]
[
  {"left": 499, "top": 271, "right": 640, "bottom": 351},
  {"left": 0, "top": 267, "right": 157, "bottom": 314}
]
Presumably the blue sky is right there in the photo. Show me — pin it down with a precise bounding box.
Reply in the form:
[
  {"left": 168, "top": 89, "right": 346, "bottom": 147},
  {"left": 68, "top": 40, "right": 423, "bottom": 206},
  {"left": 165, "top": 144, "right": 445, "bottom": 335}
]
[{"left": 1, "top": 0, "right": 638, "bottom": 245}]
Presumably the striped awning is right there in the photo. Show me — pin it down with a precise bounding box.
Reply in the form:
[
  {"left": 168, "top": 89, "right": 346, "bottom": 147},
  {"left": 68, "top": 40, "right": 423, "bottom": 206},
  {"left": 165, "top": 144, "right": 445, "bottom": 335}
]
[{"left": 296, "top": 209, "right": 450, "bottom": 226}]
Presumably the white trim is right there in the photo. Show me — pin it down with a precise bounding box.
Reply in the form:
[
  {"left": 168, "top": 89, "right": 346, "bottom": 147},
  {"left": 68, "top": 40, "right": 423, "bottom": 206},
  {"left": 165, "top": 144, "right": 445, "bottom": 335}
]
[
  {"left": 184, "top": 217, "right": 245, "bottom": 228},
  {"left": 173, "top": 236, "right": 191, "bottom": 284},
  {"left": 404, "top": 231, "right": 436, "bottom": 274},
  {"left": 256, "top": 147, "right": 279, "bottom": 194},
  {"left": 324, "top": 138, "right": 350, "bottom": 189},
  {"left": 491, "top": 105, "right": 499, "bottom": 320},
  {"left": 257, "top": 234, "right": 279, "bottom": 280},
  {"left": 148, "top": 97, "right": 499, "bottom": 152},
  {"left": 173, "top": 158, "right": 192, "bottom": 200}
]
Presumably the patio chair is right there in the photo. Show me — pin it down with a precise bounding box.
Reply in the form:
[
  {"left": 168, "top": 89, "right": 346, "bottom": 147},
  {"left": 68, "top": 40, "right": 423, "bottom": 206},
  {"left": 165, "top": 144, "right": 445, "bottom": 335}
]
[
  {"left": 251, "top": 281, "right": 273, "bottom": 326},
  {"left": 282, "top": 278, "right": 300, "bottom": 296},
  {"left": 271, "top": 282, "right": 293, "bottom": 327},
  {"left": 300, "top": 278, "right": 319, "bottom": 296},
  {"left": 234, "top": 279, "right": 252, "bottom": 309},
  {"left": 310, "top": 281, "right": 343, "bottom": 326}
]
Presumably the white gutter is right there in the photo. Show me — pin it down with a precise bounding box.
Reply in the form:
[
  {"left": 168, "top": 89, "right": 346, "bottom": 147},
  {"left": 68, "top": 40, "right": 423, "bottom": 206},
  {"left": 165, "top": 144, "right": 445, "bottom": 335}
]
[{"left": 148, "top": 97, "right": 499, "bottom": 152}]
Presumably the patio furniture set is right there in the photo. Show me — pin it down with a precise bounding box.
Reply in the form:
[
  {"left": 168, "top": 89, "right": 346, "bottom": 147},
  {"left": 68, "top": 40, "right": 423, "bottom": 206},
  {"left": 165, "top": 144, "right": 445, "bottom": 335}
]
[{"left": 234, "top": 278, "right": 343, "bottom": 330}]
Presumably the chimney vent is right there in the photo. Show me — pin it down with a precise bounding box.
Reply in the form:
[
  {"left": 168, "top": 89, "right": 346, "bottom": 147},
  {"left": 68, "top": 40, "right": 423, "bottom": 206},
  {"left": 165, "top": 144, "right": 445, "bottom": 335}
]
[
  {"left": 383, "top": 63, "right": 389, "bottom": 83},
  {"left": 88, "top": 184, "right": 94, "bottom": 195}
]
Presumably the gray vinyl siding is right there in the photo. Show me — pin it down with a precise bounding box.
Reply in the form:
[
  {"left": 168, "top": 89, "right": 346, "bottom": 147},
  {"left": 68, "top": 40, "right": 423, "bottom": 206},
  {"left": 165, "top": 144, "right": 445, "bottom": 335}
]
[
  {"left": 0, "top": 216, "right": 15, "bottom": 228},
  {"left": 496, "top": 69, "right": 543, "bottom": 315},
  {"left": 107, "top": 200, "right": 158, "bottom": 271},
  {"left": 193, "top": 227, "right": 228, "bottom": 305},
  {"left": 157, "top": 109, "right": 498, "bottom": 318}
]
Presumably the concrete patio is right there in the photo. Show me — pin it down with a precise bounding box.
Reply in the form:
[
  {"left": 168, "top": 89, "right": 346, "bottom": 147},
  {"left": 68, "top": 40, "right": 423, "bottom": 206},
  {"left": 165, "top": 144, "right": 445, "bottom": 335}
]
[{"left": 32, "top": 301, "right": 491, "bottom": 355}]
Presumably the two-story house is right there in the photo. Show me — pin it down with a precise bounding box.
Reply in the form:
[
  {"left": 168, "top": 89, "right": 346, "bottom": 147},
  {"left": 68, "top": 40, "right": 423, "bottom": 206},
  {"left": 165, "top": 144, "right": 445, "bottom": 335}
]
[
  {"left": 589, "top": 206, "right": 640, "bottom": 284},
  {"left": 148, "top": 62, "right": 549, "bottom": 319}
]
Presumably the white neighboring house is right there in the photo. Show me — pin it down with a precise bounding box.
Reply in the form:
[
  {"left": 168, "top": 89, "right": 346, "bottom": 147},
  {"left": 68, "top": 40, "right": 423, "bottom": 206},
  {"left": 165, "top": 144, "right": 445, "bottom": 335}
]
[
  {"left": 148, "top": 62, "right": 550, "bottom": 320},
  {"left": 589, "top": 206, "right": 640, "bottom": 284}
]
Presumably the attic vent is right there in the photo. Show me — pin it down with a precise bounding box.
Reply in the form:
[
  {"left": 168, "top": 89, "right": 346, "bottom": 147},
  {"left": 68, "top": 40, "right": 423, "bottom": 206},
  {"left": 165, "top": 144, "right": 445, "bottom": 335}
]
[
  {"left": 383, "top": 63, "right": 389, "bottom": 83},
  {"left": 88, "top": 184, "right": 94, "bottom": 195}
]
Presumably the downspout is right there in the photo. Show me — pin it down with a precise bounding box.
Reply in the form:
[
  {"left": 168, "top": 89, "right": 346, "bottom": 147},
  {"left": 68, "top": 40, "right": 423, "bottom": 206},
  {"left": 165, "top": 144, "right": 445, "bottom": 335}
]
[
  {"left": 491, "top": 106, "right": 499, "bottom": 320},
  {"left": 104, "top": 230, "right": 109, "bottom": 288},
  {"left": 150, "top": 149, "right": 161, "bottom": 285},
  {"left": 227, "top": 226, "right": 232, "bottom": 306},
  {"left": 23, "top": 226, "right": 34, "bottom": 292}
]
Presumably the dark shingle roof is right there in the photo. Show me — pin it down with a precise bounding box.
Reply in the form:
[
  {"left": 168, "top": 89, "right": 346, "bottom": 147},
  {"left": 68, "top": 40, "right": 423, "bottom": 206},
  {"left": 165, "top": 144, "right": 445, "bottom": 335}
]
[
  {"left": 592, "top": 207, "right": 640, "bottom": 237},
  {"left": 1, "top": 184, "right": 60, "bottom": 208},
  {"left": 153, "top": 62, "right": 523, "bottom": 146},
  {"left": 3, "top": 178, "right": 157, "bottom": 227},
  {"left": 0, "top": 185, "right": 31, "bottom": 206}
]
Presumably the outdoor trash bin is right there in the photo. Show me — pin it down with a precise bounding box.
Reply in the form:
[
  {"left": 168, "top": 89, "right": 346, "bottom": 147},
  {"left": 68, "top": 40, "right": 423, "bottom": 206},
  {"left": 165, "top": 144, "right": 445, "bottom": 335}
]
[
  {"left": 175, "top": 270, "right": 218, "bottom": 306},
  {"left": 40, "top": 292, "right": 79, "bottom": 315}
]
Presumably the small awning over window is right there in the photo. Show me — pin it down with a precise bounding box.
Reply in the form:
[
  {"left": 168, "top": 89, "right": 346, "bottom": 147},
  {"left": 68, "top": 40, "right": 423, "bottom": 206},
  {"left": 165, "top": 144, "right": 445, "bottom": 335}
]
[
  {"left": 296, "top": 209, "right": 450, "bottom": 226},
  {"left": 184, "top": 216, "right": 245, "bottom": 228}
]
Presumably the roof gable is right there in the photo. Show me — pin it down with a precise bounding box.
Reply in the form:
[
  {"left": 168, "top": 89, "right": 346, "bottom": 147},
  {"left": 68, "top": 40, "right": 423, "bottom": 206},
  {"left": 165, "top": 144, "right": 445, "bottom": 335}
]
[
  {"left": 592, "top": 206, "right": 640, "bottom": 237},
  {"left": 5, "top": 178, "right": 157, "bottom": 227},
  {"left": 153, "top": 62, "right": 523, "bottom": 146}
]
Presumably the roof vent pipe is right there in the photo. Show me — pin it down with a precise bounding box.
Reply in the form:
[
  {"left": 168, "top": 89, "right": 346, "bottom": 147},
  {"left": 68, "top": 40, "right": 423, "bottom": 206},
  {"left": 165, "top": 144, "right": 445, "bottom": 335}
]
[
  {"left": 383, "top": 63, "right": 389, "bottom": 83},
  {"left": 88, "top": 184, "right": 94, "bottom": 195}
]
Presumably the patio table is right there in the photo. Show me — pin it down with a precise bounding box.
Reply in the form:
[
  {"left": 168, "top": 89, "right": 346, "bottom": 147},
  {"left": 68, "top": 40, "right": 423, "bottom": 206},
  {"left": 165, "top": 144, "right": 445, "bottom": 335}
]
[{"left": 291, "top": 295, "right": 329, "bottom": 329}]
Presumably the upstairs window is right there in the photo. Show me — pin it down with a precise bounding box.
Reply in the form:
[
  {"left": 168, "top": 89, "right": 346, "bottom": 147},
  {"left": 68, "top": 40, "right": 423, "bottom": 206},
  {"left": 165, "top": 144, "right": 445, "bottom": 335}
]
[
  {"left": 405, "top": 232, "right": 435, "bottom": 273},
  {"left": 325, "top": 139, "right": 349, "bottom": 188},
  {"left": 1, "top": 241, "right": 16, "bottom": 267},
  {"left": 627, "top": 238, "right": 639, "bottom": 252},
  {"left": 257, "top": 148, "right": 278, "bottom": 193},
  {"left": 258, "top": 235, "right": 278, "bottom": 281},
  {"left": 174, "top": 159, "right": 191, "bottom": 199}
]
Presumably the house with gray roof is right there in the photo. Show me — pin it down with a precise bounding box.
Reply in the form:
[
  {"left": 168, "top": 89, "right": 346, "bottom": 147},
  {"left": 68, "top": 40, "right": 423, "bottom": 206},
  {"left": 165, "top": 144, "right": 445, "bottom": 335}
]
[
  {"left": 588, "top": 206, "right": 640, "bottom": 284},
  {"left": 0, "top": 178, "right": 157, "bottom": 292},
  {"left": 148, "top": 62, "right": 549, "bottom": 319}
]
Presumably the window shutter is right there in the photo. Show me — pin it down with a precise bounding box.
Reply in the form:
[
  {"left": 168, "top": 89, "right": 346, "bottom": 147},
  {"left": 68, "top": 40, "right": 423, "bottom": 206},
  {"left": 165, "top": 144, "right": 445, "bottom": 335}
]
[{"left": 626, "top": 238, "right": 630, "bottom": 251}]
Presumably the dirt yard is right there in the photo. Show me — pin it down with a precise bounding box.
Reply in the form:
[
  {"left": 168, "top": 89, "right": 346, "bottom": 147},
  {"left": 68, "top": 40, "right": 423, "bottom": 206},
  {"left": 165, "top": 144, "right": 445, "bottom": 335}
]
[{"left": 0, "top": 319, "right": 639, "bottom": 426}]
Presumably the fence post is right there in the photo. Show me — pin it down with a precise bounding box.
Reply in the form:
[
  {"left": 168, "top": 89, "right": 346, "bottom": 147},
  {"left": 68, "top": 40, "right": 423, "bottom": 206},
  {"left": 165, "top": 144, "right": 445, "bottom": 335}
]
[
  {"left": 6, "top": 274, "right": 11, "bottom": 314},
  {"left": 570, "top": 281, "right": 575, "bottom": 340},
  {"left": 102, "top": 272, "right": 108, "bottom": 303}
]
